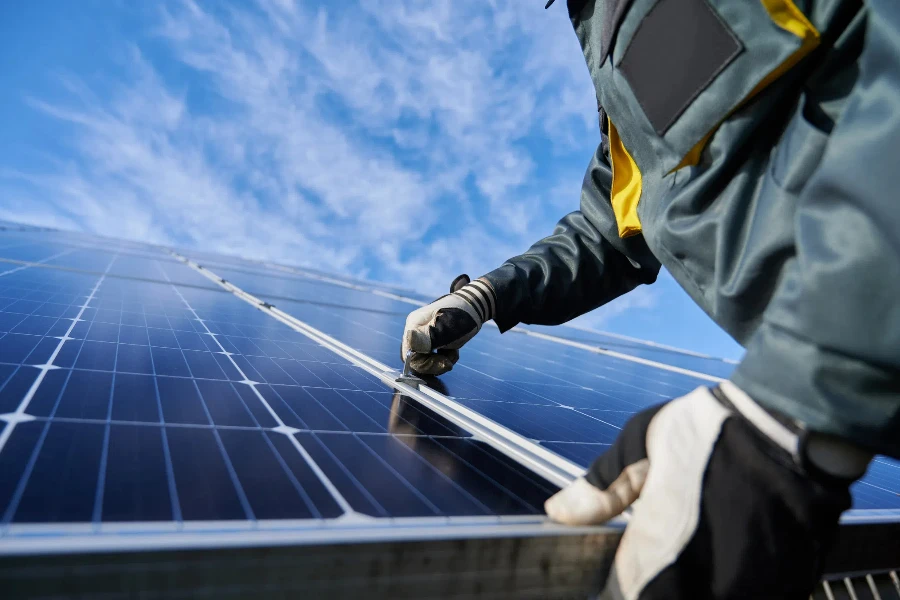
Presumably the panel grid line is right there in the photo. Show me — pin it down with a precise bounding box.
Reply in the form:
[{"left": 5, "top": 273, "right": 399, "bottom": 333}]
[{"left": 92, "top": 257, "right": 123, "bottom": 525}]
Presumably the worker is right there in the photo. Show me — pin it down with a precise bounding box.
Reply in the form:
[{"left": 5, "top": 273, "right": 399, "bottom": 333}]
[{"left": 401, "top": 0, "right": 899, "bottom": 597}]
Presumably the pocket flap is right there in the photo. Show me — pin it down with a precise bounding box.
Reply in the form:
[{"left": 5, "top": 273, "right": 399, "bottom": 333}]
[{"left": 606, "top": 0, "right": 820, "bottom": 171}]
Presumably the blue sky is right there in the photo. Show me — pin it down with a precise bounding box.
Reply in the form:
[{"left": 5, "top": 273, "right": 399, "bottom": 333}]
[{"left": 0, "top": 0, "right": 744, "bottom": 360}]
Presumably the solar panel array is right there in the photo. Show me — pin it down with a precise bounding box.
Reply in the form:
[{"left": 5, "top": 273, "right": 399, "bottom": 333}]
[{"left": 0, "top": 224, "right": 896, "bottom": 555}]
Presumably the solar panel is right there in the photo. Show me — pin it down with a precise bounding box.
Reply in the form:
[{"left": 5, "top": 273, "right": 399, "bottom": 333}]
[
  {"left": 197, "top": 262, "right": 899, "bottom": 521},
  {"left": 0, "top": 226, "right": 896, "bottom": 576},
  {"left": 0, "top": 243, "right": 585, "bottom": 557}
]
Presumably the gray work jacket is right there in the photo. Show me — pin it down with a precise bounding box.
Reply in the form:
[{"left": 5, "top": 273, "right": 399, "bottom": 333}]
[{"left": 483, "top": 0, "right": 900, "bottom": 457}]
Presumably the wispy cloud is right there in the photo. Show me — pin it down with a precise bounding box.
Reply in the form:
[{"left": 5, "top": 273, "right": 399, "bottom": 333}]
[{"left": 0, "top": 0, "right": 603, "bottom": 297}]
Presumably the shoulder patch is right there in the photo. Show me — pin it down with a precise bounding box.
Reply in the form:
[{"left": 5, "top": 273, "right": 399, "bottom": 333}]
[{"left": 619, "top": 0, "right": 743, "bottom": 135}]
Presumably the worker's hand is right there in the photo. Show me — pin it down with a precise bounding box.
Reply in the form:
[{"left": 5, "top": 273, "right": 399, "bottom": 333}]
[
  {"left": 545, "top": 382, "right": 872, "bottom": 599},
  {"left": 401, "top": 275, "right": 497, "bottom": 376}
]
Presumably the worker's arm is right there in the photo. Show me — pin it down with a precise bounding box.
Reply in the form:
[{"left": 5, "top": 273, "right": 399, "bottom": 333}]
[
  {"left": 402, "top": 142, "right": 660, "bottom": 375},
  {"left": 483, "top": 143, "right": 660, "bottom": 333},
  {"left": 545, "top": 6, "right": 898, "bottom": 597},
  {"left": 731, "top": 0, "right": 900, "bottom": 458}
]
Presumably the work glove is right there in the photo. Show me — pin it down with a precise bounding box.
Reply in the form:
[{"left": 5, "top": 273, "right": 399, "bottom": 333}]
[
  {"left": 545, "top": 382, "right": 872, "bottom": 600},
  {"left": 401, "top": 274, "right": 497, "bottom": 376}
]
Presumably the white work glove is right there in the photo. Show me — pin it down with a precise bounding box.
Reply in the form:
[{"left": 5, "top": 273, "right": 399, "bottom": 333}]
[
  {"left": 545, "top": 382, "right": 872, "bottom": 599},
  {"left": 401, "top": 275, "right": 497, "bottom": 376}
]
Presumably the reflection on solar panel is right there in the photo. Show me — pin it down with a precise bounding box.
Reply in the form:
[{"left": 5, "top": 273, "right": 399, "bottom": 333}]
[{"left": 0, "top": 225, "right": 897, "bottom": 596}]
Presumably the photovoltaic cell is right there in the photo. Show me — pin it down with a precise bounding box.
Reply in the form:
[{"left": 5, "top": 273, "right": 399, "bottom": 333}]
[{"left": 102, "top": 424, "right": 174, "bottom": 521}]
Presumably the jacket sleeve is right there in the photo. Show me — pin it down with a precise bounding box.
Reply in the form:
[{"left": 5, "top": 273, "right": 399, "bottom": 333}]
[
  {"left": 482, "top": 142, "right": 661, "bottom": 333},
  {"left": 731, "top": 0, "right": 900, "bottom": 457}
]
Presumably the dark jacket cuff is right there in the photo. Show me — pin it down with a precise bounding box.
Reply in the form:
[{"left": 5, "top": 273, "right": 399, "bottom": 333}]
[{"left": 481, "top": 264, "right": 523, "bottom": 333}]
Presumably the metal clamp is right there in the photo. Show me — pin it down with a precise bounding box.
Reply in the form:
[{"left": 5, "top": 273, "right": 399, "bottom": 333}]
[{"left": 396, "top": 350, "right": 425, "bottom": 389}]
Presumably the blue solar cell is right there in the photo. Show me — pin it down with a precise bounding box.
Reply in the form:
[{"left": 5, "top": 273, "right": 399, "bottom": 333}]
[
  {"left": 166, "top": 427, "right": 247, "bottom": 521},
  {"left": 253, "top": 384, "right": 305, "bottom": 430},
  {"left": 9, "top": 315, "right": 58, "bottom": 337},
  {"left": 84, "top": 321, "right": 120, "bottom": 343},
  {"left": 0, "top": 421, "right": 43, "bottom": 520},
  {"left": 294, "top": 432, "right": 385, "bottom": 517},
  {"left": 296, "top": 360, "right": 358, "bottom": 389},
  {"left": 51, "top": 370, "right": 113, "bottom": 420},
  {"left": 357, "top": 434, "right": 493, "bottom": 516},
  {"left": 66, "top": 340, "right": 118, "bottom": 371},
  {"left": 114, "top": 344, "right": 155, "bottom": 375},
  {"left": 238, "top": 355, "right": 296, "bottom": 385},
  {"left": 326, "top": 363, "right": 385, "bottom": 392},
  {"left": 271, "top": 359, "right": 326, "bottom": 387},
  {"left": 182, "top": 350, "right": 241, "bottom": 381},
  {"left": 218, "top": 429, "right": 324, "bottom": 520},
  {"left": 117, "top": 325, "right": 147, "bottom": 345},
  {"left": 173, "top": 330, "right": 209, "bottom": 351},
  {"left": 304, "top": 388, "right": 386, "bottom": 433},
  {"left": 298, "top": 431, "right": 556, "bottom": 519},
  {"left": 0, "top": 364, "right": 17, "bottom": 393},
  {"left": 233, "top": 383, "right": 279, "bottom": 428},
  {"left": 12, "top": 421, "right": 105, "bottom": 523},
  {"left": 0, "top": 368, "right": 40, "bottom": 413},
  {"left": 102, "top": 425, "right": 173, "bottom": 521},
  {"left": 157, "top": 377, "right": 208, "bottom": 425},
  {"left": 270, "top": 386, "right": 348, "bottom": 431},
  {"left": 0, "top": 311, "right": 28, "bottom": 331},
  {"left": 21, "top": 369, "right": 65, "bottom": 417},
  {"left": 195, "top": 379, "right": 258, "bottom": 427},
  {"left": 262, "top": 433, "right": 343, "bottom": 520},
  {"left": 147, "top": 327, "right": 179, "bottom": 348},
  {"left": 308, "top": 433, "right": 460, "bottom": 517},
  {"left": 151, "top": 346, "right": 192, "bottom": 377},
  {"left": 432, "top": 437, "right": 557, "bottom": 512},
  {"left": 0, "top": 333, "right": 55, "bottom": 365},
  {"left": 110, "top": 374, "right": 162, "bottom": 423}
]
